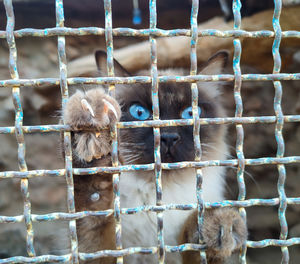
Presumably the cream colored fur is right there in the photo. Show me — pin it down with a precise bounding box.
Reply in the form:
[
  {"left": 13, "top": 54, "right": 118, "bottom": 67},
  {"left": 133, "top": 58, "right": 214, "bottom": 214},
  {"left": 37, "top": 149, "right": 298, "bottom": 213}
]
[{"left": 120, "top": 140, "right": 228, "bottom": 263}]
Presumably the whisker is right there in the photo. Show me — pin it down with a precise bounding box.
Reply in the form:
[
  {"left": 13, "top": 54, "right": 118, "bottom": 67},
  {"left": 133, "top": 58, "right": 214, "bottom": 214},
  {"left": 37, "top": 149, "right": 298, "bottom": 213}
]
[
  {"left": 225, "top": 166, "right": 263, "bottom": 196},
  {"left": 120, "top": 150, "right": 142, "bottom": 163},
  {"left": 201, "top": 142, "right": 234, "bottom": 159},
  {"left": 123, "top": 155, "right": 140, "bottom": 164},
  {"left": 202, "top": 142, "right": 263, "bottom": 195},
  {"left": 120, "top": 148, "right": 144, "bottom": 154}
]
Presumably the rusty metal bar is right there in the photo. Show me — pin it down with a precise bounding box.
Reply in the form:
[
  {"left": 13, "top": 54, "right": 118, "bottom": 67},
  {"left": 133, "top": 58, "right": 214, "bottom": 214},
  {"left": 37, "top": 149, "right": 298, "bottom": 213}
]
[
  {"left": 103, "top": 0, "right": 123, "bottom": 263},
  {"left": 1, "top": 197, "right": 300, "bottom": 224},
  {"left": 272, "top": 1, "right": 289, "bottom": 263},
  {"left": 232, "top": 1, "right": 247, "bottom": 263},
  {"left": 1, "top": 238, "right": 300, "bottom": 264},
  {"left": 1, "top": 115, "right": 300, "bottom": 135},
  {"left": 149, "top": 0, "right": 165, "bottom": 262},
  {"left": 1, "top": 73, "right": 300, "bottom": 88},
  {"left": 190, "top": 0, "right": 207, "bottom": 262},
  {"left": 3, "top": 0, "right": 36, "bottom": 258},
  {"left": 0, "top": 27, "right": 300, "bottom": 39},
  {"left": 55, "top": 0, "right": 79, "bottom": 263},
  {"left": 0, "top": 155, "right": 300, "bottom": 179}
]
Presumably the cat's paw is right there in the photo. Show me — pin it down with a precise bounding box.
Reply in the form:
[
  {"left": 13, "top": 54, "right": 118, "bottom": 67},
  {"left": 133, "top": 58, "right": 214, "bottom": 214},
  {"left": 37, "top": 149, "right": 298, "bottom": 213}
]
[
  {"left": 181, "top": 208, "right": 247, "bottom": 264},
  {"left": 64, "top": 89, "right": 120, "bottom": 130},
  {"left": 63, "top": 88, "right": 121, "bottom": 162},
  {"left": 202, "top": 208, "right": 247, "bottom": 260}
]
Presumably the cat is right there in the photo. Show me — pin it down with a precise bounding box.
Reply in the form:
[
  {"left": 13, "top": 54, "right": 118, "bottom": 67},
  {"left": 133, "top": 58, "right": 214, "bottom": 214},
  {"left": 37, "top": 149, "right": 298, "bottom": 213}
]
[{"left": 62, "top": 50, "right": 247, "bottom": 263}]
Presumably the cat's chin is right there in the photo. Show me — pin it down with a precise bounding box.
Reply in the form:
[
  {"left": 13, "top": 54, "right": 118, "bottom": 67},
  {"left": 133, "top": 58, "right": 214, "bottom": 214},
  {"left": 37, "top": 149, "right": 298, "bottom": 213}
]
[
  {"left": 161, "top": 154, "right": 192, "bottom": 164},
  {"left": 161, "top": 154, "right": 175, "bottom": 163}
]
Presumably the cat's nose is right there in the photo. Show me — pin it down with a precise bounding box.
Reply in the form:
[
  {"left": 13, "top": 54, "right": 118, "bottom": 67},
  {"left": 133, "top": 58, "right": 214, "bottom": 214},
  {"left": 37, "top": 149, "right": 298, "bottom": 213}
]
[{"left": 161, "top": 133, "right": 180, "bottom": 148}]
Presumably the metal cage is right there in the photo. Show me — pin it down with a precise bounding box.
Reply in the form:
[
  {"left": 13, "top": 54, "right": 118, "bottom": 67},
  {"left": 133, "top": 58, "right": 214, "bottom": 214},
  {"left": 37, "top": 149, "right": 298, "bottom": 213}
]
[{"left": 0, "top": 0, "right": 300, "bottom": 263}]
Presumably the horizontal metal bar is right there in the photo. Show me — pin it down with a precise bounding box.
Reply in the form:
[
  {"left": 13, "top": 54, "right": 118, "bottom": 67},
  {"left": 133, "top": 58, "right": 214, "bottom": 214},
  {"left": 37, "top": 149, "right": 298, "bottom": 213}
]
[
  {"left": 79, "top": 246, "right": 158, "bottom": 260},
  {"left": 247, "top": 238, "right": 300, "bottom": 248},
  {"left": 0, "top": 255, "right": 70, "bottom": 264},
  {"left": 1, "top": 238, "right": 300, "bottom": 263},
  {"left": 0, "top": 211, "right": 113, "bottom": 224},
  {"left": 0, "top": 115, "right": 300, "bottom": 134},
  {"left": 0, "top": 156, "right": 299, "bottom": 179},
  {"left": 0, "top": 73, "right": 300, "bottom": 88},
  {"left": 1, "top": 198, "right": 300, "bottom": 224},
  {"left": 121, "top": 197, "right": 300, "bottom": 214},
  {"left": 0, "top": 27, "right": 299, "bottom": 39}
]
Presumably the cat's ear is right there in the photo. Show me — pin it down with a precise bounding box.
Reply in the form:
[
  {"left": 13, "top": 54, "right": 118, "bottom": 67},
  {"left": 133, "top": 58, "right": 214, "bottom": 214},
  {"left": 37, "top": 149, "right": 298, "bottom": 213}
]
[
  {"left": 95, "top": 50, "right": 131, "bottom": 77},
  {"left": 198, "top": 51, "right": 229, "bottom": 75},
  {"left": 197, "top": 51, "right": 229, "bottom": 98}
]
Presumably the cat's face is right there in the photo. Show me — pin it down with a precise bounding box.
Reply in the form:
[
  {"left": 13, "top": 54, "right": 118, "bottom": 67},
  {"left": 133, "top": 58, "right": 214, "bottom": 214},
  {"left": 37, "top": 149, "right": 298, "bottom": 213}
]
[{"left": 96, "top": 51, "right": 228, "bottom": 164}]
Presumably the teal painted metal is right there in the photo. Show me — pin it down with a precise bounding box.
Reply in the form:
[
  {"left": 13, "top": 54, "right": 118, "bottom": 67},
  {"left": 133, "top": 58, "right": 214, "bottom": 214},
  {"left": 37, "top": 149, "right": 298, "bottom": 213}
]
[
  {"left": 272, "top": 1, "right": 289, "bottom": 263},
  {"left": 103, "top": 1, "right": 123, "bottom": 263},
  {"left": 3, "top": 0, "right": 36, "bottom": 258},
  {"left": 0, "top": 27, "right": 300, "bottom": 39},
  {"left": 55, "top": 0, "right": 79, "bottom": 263},
  {"left": 1, "top": 73, "right": 300, "bottom": 88},
  {"left": 149, "top": 0, "right": 165, "bottom": 262},
  {"left": 190, "top": 0, "right": 207, "bottom": 262},
  {"left": 0, "top": 0, "right": 300, "bottom": 263},
  {"left": 232, "top": 0, "right": 247, "bottom": 262}
]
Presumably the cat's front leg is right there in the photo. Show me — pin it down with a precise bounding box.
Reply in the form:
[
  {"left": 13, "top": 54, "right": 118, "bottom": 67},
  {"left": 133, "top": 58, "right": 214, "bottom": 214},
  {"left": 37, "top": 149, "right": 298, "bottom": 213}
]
[
  {"left": 63, "top": 89, "right": 121, "bottom": 264},
  {"left": 63, "top": 88, "right": 121, "bottom": 163},
  {"left": 180, "top": 208, "right": 247, "bottom": 264}
]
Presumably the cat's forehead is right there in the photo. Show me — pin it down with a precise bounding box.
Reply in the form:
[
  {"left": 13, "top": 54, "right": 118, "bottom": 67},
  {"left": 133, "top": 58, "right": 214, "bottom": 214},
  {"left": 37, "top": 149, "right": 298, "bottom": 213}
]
[
  {"left": 157, "top": 68, "right": 219, "bottom": 104},
  {"left": 117, "top": 82, "right": 215, "bottom": 106},
  {"left": 158, "top": 82, "right": 191, "bottom": 105},
  {"left": 116, "top": 68, "right": 219, "bottom": 106}
]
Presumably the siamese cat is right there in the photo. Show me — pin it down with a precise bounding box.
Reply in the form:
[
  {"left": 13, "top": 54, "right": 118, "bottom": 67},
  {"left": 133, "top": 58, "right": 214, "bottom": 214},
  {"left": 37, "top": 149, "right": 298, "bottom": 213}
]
[{"left": 63, "top": 50, "right": 247, "bottom": 264}]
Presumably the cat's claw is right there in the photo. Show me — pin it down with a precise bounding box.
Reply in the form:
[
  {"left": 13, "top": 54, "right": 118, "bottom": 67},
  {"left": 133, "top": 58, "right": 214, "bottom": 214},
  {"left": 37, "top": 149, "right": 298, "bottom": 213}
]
[
  {"left": 81, "top": 98, "right": 95, "bottom": 117},
  {"left": 80, "top": 97, "right": 118, "bottom": 121},
  {"left": 103, "top": 98, "right": 118, "bottom": 120},
  {"left": 64, "top": 88, "right": 121, "bottom": 162}
]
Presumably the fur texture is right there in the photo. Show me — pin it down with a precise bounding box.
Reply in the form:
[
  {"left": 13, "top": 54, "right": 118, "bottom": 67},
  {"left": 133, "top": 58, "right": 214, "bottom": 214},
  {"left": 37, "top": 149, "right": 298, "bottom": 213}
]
[
  {"left": 63, "top": 88, "right": 121, "bottom": 264},
  {"left": 62, "top": 50, "right": 247, "bottom": 263},
  {"left": 180, "top": 208, "right": 247, "bottom": 264}
]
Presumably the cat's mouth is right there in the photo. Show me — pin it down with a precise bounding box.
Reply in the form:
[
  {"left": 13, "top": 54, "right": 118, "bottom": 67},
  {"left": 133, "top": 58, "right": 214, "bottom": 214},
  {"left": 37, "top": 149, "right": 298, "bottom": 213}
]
[{"left": 161, "top": 147, "right": 179, "bottom": 163}]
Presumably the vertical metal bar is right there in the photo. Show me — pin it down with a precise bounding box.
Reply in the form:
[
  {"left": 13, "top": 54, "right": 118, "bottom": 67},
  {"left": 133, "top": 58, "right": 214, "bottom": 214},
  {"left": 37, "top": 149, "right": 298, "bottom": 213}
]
[
  {"left": 232, "top": 1, "right": 247, "bottom": 263},
  {"left": 103, "top": 1, "right": 123, "bottom": 264},
  {"left": 55, "top": 1, "right": 79, "bottom": 263},
  {"left": 149, "top": 0, "right": 164, "bottom": 263},
  {"left": 104, "top": 0, "right": 115, "bottom": 97},
  {"left": 272, "top": 0, "right": 289, "bottom": 263},
  {"left": 3, "top": 0, "right": 36, "bottom": 257},
  {"left": 190, "top": 0, "right": 207, "bottom": 263}
]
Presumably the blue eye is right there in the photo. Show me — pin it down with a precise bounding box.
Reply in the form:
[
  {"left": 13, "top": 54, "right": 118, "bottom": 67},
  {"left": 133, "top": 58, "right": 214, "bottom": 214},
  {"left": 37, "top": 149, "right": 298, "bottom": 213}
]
[
  {"left": 181, "top": 106, "right": 201, "bottom": 119},
  {"left": 129, "top": 104, "right": 150, "bottom": 120}
]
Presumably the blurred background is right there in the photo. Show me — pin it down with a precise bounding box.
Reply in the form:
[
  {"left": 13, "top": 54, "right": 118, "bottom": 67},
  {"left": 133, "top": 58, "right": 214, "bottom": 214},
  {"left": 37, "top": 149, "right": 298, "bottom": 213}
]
[{"left": 0, "top": 0, "right": 300, "bottom": 263}]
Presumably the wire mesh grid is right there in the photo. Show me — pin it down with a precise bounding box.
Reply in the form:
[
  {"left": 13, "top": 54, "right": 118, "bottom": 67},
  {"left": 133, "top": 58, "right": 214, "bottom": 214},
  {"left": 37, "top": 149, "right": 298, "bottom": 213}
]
[{"left": 0, "top": 0, "right": 300, "bottom": 263}]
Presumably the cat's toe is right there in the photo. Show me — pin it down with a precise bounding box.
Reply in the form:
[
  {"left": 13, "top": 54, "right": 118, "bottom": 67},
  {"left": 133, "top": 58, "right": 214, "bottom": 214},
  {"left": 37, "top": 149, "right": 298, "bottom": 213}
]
[
  {"left": 64, "top": 88, "right": 121, "bottom": 130},
  {"left": 63, "top": 88, "right": 121, "bottom": 163},
  {"left": 81, "top": 98, "right": 95, "bottom": 117}
]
